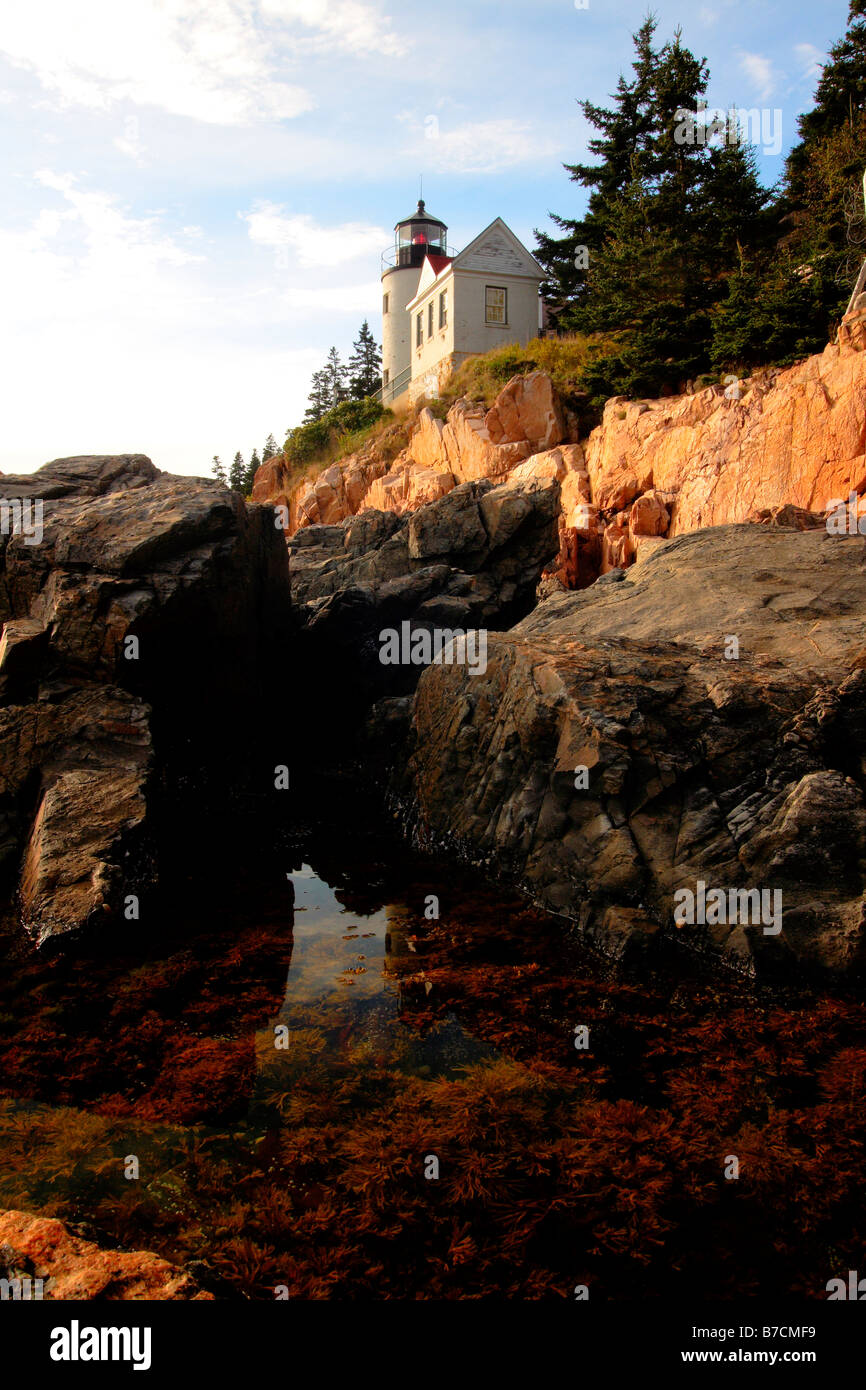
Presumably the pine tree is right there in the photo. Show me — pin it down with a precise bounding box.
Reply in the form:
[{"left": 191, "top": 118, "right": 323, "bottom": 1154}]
[
  {"left": 211, "top": 455, "right": 227, "bottom": 485},
  {"left": 229, "top": 451, "right": 244, "bottom": 491},
  {"left": 262, "top": 433, "right": 279, "bottom": 462},
  {"left": 790, "top": 0, "right": 866, "bottom": 154},
  {"left": 323, "top": 346, "right": 350, "bottom": 408},
  {"left": 537, "top": 20, "right": 775, "bottom": 397},
  {"left": 714, "top": 1, "right": 866, "bottom": 366},
  {"left": 304, "top": 369, "right": 332, "bottom": 422},
  {"left": 534, "top": 15, "right": 660, "bottom": 319},
  {"left": 347, "top": 321, "right": 382, "bottom": 398},
  {"left": 244, "top": 448, "right": 261, "bottom": 495},
  {"left": 779, "top": 0, "right": 866, "bottom": 322}
]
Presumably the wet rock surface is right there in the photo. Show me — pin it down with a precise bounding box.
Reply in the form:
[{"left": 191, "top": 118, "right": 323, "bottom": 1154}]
[
  {"left": 0, "top": 455, "right": 289, "bottom": 943},
  {"left": 397, "top": 525, "right": 866, "bottom": 977}
]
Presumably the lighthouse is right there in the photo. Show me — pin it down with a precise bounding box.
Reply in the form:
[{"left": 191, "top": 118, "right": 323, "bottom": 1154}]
[{"left": 380, "top": 199, "right": 450, "bottom": 406}]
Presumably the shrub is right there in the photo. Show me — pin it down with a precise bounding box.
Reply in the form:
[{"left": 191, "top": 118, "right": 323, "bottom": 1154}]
[{"left": 284, "top": 397, "right": 390, "bottom": 469}]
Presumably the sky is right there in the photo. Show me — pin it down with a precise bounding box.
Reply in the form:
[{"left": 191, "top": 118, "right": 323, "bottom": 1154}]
[{"left": 0, "top": 0, "right": 854, "bottom": 477}]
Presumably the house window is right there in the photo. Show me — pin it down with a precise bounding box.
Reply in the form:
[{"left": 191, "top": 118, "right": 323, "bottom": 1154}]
[
  {"left": 383, "top": 292, "right": 390, "bottom": 314},
  {"left": 416, "top": 313, "right": 423, "bottom": 348},
  {"left": 439, "top": 290, "right": 447, "bottom": 328},
  {"left": 485, "top": 286, "right": 507, "bottom": 324},
  {"left": 383, "top": 368, "right": 390, "bottom": 386},
  {"left": 428, "top": 301, "right": 434, "bottom": 338}
]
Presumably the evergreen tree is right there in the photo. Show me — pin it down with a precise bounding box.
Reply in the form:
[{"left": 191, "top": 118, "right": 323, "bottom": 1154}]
[
  {"left": 211, "top": 454, "right": 227, "bottom": 485},
  {"left": 347, "top": 320, "right": 382, "bottom": 398},
  {"left": 304, "top": 368, "right": 332, "bottom": 422},
  {"left": 262, "top": 433, "right": 278, "bottom": 462},
  {"left": 229, "top": 451, "right": 245, "bottom": 491},
  {"left": 324, "top": 346, "right": 350, "bottom": 408},
  {"left": 537, "top": 20, "right": 775, "bottom": 397},
  {"left": 780, "top": 0, "right": 866, "bottom": 315},
  {"left": 534, "top": 15, "right": 660, "bottom": 318},
  {"left": 713, "top": 1, "right": 866, "bottom": 367},
  {"left": 244, "top": 448, "right": 261, "bottom": 495},
  {"left": 790, "top": 0, "right": 866, "bottom": 154}
]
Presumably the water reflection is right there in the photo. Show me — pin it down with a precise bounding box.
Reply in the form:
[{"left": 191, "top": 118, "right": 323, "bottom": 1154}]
[{"left": 255, "top": 863, "right": 497, "bottom": 1084}]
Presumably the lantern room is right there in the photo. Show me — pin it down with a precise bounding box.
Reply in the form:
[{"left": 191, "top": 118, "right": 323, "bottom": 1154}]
[{"left": 390, "top": 199, "right": 448, "bottom": 269}]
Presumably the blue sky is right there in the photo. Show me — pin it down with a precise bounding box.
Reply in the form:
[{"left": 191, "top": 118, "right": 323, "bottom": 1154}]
[{"left": 0, "top": 0, "right": 852, "bottom": 476}]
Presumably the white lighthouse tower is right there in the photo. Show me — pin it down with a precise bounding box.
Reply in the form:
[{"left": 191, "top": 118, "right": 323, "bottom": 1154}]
[{"left": 380, "top": 199, "right": 450, "bottom": 407}]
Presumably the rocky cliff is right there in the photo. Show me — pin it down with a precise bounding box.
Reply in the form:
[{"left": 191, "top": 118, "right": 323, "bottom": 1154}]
[
  {"left": 0, "top": 455, "right": 289, "bottom": 943},
  {"left": 253, "top": 295, "right": 866, "bottom": 590}
]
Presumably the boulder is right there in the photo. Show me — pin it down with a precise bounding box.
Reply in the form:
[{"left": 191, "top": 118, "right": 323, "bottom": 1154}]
[
  {"left": 0, "top": 455, "right": 290, "bottom": 942},
  {"left": 397, "top": 525, "right": 866, "bottom": 978},
  {"left": 484, "top": 371, "right": 567, "bottom": 451},
  {"left": 287, "top": 475, "right": 561, "bottom": 758}
]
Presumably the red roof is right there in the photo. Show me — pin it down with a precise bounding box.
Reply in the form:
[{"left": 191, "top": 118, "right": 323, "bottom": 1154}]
[{"left": 425, "top": 254, "right": 452, "bottom": 276}]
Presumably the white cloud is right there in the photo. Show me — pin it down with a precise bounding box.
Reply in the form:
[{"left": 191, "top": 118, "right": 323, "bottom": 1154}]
[
  {"left": 794, "top": 43, "right": 825, "bottom": 85},
  {"left": 401, "top": 116, "right": 563, "bottom": 175},
  {"left": 242, "top": 201, "right": 389, "bottom": 268},
  {"left": 259, "top": 0, "right": 406, "bottom": 58},
  {"left": 739, "top": 52, "right": 777, "bottom": 102},
  {"left": 0, "top": 0, "right": 405, "bottom": 127},
  {"left": 0, "top": 172, "right": 378, "bottom": 475},
  {"left": 28, "top": 170, "right": 202, "bottom": 282}
]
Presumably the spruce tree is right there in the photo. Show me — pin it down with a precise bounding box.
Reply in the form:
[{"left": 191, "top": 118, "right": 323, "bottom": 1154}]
[
  {"left": 714, "top": 1, "right": 866, "bottom": 367},
  {"left": 324, "top": 346, "right": 350, "bottom": 408},
  {"left": 211, "top": 455, "right": 227, "bottom": 485},
  {"left": 347, "top": 320, "right": 382, "bottom": 398},
  {"left": 262, "top": 433, "right": 278, "bottom": 462},
  {"left": 229, "top": 451, "right": 244, "bottom": 492},
  {"left": 244, "top": 448, "right": 261, "bottom": 495},
  {"left": 538, "top": 20, "right": 776, "bottom": 397},
  {"left": 304, "top": 368, "right": 332, "bottom": 422},
  {"left": 534, "top": 15, "right": 660, "bottom": 318},
  {"left": 781, "top": 0, "right": 866, "bottom": 321}
]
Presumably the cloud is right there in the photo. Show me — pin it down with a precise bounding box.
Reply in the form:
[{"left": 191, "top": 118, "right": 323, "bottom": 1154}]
[
  {"left": 0, "top": 0, "right": 405, "bottom": 126},
  {"left": 242, "top": 201, "right": 389, "bottom": 268},
  {"left": 401, "top": 116, "right": 563, "bottom": 175},
  {"left": 259, "top": 0, "right": 406, "bottom": 58},
  {"left": 0, "top": 172, "right": 379, "bottom": 475},
  {"left": 739, "top": 52, "right": 777, "bottom": 102},
  {"left": 27, "top": 170, "right": 203, "bottom": 284},
  {"left": 794, "top": 43, "right": 825, "bottom": 85}
]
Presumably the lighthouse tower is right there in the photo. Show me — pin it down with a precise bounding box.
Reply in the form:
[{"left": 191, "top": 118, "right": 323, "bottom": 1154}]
[{"left": 381, "top": 199, "right": 449, "bottom": 405}]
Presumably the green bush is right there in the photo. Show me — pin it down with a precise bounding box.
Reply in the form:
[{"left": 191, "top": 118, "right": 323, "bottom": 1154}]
[{"left": 284, "top": 397, "right": 390, "bottom": 468}]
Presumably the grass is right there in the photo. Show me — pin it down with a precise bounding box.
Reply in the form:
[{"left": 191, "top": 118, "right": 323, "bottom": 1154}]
[
  {"left": 266, "top": 412, "right": 414, "bottom": 498},
  {"left": 436, "top": 332, "right": 619, "bottom": 416},
  {"left": 267, "top": 329, "right": 747, "bottom": 488}
]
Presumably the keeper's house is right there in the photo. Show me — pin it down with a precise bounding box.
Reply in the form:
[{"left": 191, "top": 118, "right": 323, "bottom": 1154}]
[{"left": 379, "top": 200, "right": 545, "bottom": 409}]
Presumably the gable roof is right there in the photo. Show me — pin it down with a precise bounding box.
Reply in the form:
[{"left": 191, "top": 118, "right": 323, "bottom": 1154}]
[{"left": 452, "top": 218, "right": 545, "bottom": 279}]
